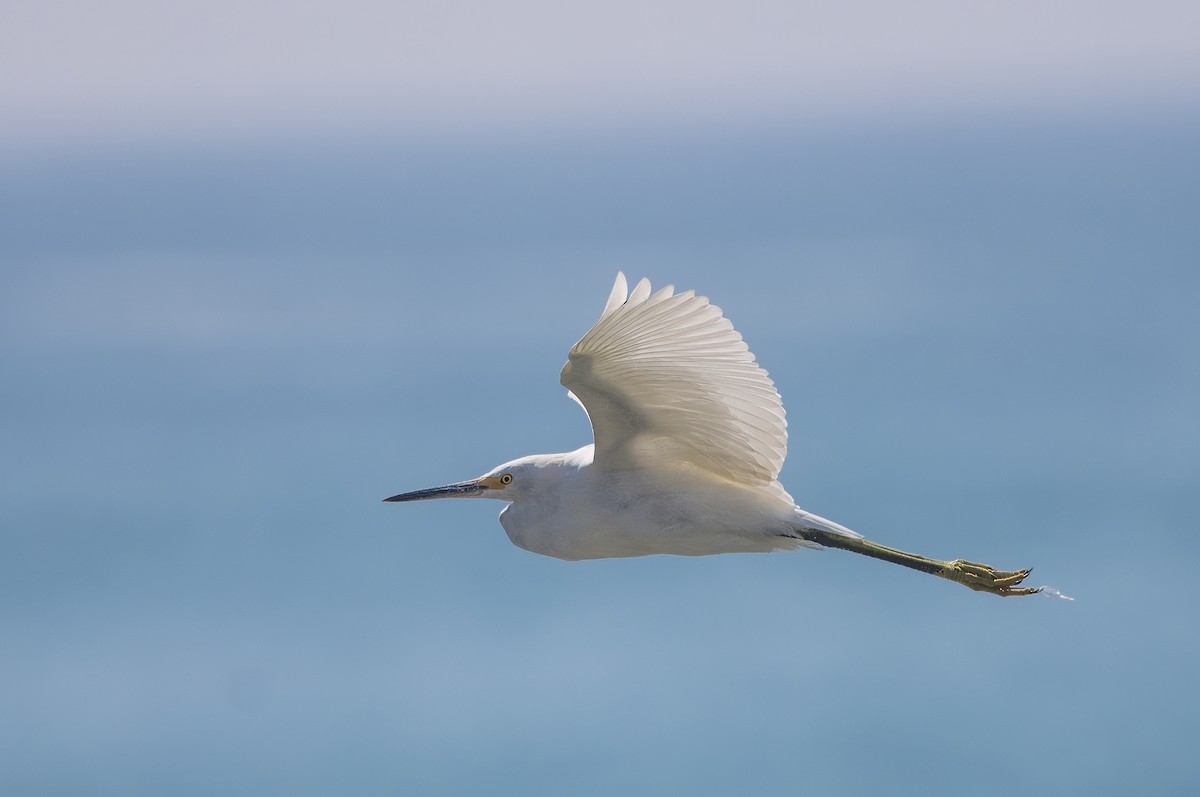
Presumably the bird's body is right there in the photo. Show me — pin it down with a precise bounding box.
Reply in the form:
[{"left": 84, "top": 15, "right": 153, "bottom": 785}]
[
  {"left": 387, "top": 273, "right": 1040, "bottom": 597},
  {"left": 491, "top": 444, "right": 856, "bottom": 560}
]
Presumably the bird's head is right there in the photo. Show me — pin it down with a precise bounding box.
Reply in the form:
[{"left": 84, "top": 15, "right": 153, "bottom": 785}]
[{"left": 383, "top": 453, "right": 562, "bottom": 505}]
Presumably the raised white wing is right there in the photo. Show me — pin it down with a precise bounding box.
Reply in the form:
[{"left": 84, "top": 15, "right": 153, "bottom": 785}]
[{"left": 560, "top": 272, "right": 787, "bottom": 484}]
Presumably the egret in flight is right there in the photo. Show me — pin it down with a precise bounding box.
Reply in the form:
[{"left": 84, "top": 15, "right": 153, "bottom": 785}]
[{"left": 386, "top": 273, "right": 1040, "bottom": 597}]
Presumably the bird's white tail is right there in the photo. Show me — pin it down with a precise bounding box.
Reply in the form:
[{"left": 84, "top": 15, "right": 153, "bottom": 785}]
[{"left": 792, "top": 508, "right": 864, "bottom": 539}]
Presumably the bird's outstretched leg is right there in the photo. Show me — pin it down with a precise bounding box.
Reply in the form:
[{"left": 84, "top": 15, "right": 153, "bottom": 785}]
[{"left": 799, "top": 529, "right": 1041, "bottom": 597}]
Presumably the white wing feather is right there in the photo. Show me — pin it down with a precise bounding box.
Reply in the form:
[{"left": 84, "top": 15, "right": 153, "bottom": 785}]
[{"left": 560, "top": 272, "right": 787, "bottom": 485}]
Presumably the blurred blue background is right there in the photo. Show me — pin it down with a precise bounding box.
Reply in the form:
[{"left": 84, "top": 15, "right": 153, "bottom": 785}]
[{"left": 2, "top": 2, "right": 1198, "bottom": 795}]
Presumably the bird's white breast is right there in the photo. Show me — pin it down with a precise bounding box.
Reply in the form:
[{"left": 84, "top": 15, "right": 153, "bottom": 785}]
[{"left": 498, "top": 461, "right": 802, "bottom": 560}]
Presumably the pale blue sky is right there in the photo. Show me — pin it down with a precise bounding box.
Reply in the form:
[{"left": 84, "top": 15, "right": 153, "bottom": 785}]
[
  {"left": 2, "top": 4, "right": 1198, "bottom": 795},
  {"left": 3, "top": 0, "right": 1199, "bottom": 149}
]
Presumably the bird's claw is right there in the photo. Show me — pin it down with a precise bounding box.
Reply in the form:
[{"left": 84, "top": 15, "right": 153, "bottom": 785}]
[{"left": 936, "top": 559, "right": 1042, "bottom": 597}]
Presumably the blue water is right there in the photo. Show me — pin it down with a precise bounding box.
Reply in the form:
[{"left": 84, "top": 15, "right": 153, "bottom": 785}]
[{"left": 2, "top": 111, "right": 1198, "bottom": 795}]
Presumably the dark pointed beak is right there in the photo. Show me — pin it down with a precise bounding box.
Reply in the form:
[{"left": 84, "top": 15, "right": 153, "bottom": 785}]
[{"left": 383, "top": 479, "right": 487, "bottom": 502}]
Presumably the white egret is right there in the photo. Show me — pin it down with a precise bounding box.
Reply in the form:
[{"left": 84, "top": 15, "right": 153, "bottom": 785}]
[{"left": 386, "top": 273, "right": 1040, "bottom": 596}]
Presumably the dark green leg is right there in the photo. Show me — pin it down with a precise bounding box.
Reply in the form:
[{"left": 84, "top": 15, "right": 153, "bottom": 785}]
[{"left": 801, "top": 529, "right": 1041, "bottom": 597}]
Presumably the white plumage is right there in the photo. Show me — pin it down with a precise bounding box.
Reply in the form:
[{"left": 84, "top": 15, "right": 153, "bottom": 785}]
[
  {"left": 562, "top": 273, "right": 786, "bottom": 487},
  {"left": 386, "top": 273, "right": 1042, "bottom": 596}
]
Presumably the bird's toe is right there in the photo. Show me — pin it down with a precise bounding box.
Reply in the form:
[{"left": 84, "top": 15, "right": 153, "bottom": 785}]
[{"left": 938, "top": 559, "right": 1041, "bottom": 597}]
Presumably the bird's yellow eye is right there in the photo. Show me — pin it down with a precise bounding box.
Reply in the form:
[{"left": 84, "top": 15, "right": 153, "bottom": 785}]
[{"left": 499, "top": 473, "right": 513, "bottom": 485}]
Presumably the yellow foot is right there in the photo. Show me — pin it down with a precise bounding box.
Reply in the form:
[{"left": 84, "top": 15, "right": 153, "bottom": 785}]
[{"left": 936, "top": 560, "right": 1042, "bottom": 597}]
